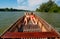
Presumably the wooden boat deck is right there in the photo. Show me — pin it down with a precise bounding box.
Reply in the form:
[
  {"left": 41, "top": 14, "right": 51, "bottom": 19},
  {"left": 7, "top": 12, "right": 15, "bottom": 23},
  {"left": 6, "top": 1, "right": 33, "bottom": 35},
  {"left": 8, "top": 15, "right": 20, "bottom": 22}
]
[
  {"left": 23, "top": 23, "right": 40, "bottom": 32},
  {"left": 0, "top": 13, "right": 60, "bottom": 39},
  {"left": 1, "top": 32, "right": 59, "bottom": 38}
]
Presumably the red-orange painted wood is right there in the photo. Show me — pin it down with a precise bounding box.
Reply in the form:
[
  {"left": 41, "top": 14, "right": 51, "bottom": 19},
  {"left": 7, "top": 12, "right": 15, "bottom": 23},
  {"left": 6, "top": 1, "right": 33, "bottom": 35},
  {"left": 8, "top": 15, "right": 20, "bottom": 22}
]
[{"left": 1, "top": 32, "right": 59, "bottom": 38}]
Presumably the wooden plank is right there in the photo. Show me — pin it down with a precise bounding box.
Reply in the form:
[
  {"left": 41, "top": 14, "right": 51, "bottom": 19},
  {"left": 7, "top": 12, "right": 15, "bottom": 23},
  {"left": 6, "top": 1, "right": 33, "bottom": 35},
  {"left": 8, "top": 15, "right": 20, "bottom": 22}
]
[{"left": 1, "top": 32, "right": 59, "bottom": 38}]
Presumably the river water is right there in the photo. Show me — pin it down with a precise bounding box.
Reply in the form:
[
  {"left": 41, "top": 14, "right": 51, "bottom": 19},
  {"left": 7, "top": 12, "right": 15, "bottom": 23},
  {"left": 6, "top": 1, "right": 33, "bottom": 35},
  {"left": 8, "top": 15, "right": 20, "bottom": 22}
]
[{"left": 0, "top": 12, "right": 60, "bottom": 35}]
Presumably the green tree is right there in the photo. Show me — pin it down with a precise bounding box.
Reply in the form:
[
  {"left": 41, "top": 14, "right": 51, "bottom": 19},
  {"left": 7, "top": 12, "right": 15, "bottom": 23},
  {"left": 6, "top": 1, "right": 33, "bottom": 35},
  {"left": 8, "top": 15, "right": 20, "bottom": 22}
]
[
  {"left": 5, "top": 8, "right": 9, "bottom": 11},
  {"left": 36, "top": 0, "right": 60, "bottom": 13},
  {"left": 49, "top": 4, "right": 58, "bottom": 12},
  {"left": 36, "top": 8, "right": 38, "bottom": 11}
]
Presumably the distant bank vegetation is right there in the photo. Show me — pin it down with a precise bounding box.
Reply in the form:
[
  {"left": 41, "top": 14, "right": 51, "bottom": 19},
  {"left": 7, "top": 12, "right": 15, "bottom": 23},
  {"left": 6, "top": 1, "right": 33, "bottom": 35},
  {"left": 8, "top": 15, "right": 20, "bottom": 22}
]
[
  {"left": 0, "top": 8, "right": 30, "bottom": 12},
  {"left": 36, "top": 0, "right": 60, "bottom": 13}
]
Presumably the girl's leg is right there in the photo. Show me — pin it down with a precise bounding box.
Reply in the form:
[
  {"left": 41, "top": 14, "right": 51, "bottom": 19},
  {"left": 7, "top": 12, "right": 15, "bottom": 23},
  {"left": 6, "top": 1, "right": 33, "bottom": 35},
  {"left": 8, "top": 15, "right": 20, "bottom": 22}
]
[
  {"left": 24, "top": 18, "right": 27, "bottom": 25},
  {"left": 33, "top": 18, "right": 37, "bottom": 24},
  {"left": 31, "top": 18, "right": 35, "bottom": 25}
]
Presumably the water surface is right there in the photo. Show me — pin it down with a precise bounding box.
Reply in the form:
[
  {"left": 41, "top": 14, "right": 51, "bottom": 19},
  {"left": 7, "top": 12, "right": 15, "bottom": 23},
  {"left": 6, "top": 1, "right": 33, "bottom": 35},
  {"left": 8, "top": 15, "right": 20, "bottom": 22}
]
[{"left": 0, "top": 12, "right": 60, "bottom": 35}]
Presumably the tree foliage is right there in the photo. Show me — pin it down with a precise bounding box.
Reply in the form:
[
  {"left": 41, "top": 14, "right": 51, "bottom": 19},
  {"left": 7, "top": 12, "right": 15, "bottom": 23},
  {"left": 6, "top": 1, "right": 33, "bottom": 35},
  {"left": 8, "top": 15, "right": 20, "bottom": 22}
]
[
  {"left": 36, "top": 0, "right": 60, "bottom": 13},
  {"left": 0, "top": 8, "right": 30, "bottom": 12}
]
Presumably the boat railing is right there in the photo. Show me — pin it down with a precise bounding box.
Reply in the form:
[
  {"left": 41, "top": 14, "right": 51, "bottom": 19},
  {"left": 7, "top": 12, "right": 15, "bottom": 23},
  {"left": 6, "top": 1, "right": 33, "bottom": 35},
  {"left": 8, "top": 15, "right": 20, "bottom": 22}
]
[{"left": 34, "top": 15, "right": 60, "bottom": 35}]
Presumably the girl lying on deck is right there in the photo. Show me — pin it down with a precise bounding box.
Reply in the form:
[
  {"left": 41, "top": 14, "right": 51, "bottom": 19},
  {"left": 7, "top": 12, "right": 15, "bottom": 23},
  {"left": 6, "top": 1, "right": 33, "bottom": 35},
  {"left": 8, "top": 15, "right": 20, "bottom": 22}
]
[
  {"left": 30, "top": 12, "right": 37, "bottom": 25},
  {"left": 24, "top": 12, "right": 30, "bottom": 25},
  {"left": 24, "top": 12, "right": 37, "bottom": 25}
]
